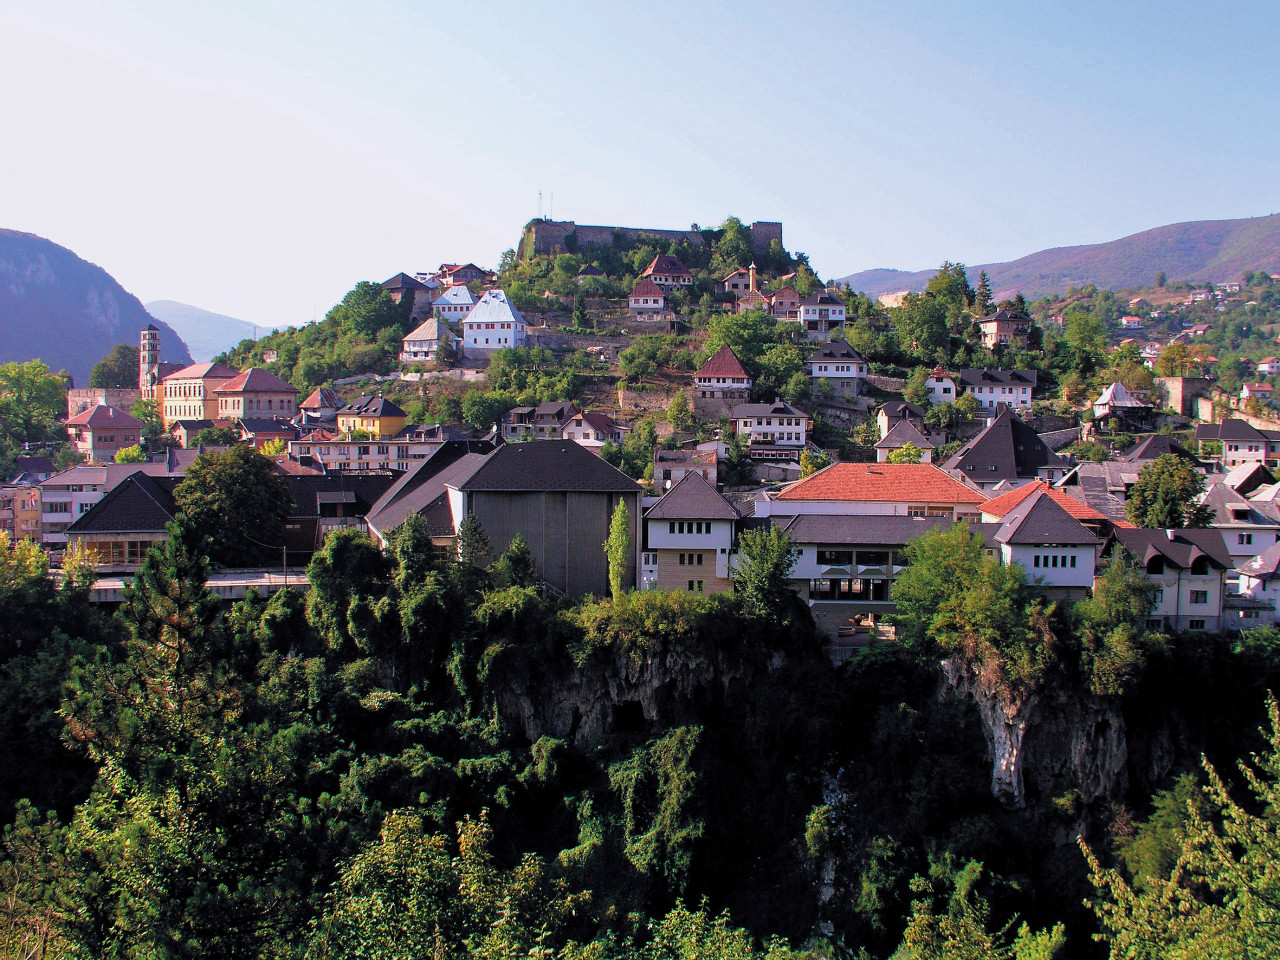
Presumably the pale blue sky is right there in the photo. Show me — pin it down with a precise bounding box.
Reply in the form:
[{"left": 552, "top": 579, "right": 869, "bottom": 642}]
[{"left": 3, "top": 1, "right": 1277, "bottom": 331}]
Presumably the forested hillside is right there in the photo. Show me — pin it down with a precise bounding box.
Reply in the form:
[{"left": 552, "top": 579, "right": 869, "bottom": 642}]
[{"left": 5, "top": 499, "right": 1280, "bottom": 957}]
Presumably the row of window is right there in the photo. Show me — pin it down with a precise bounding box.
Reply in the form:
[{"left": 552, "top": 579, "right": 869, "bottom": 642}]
[
  {"left": 1032, "top": 554, "right": 1078, "bottom": 569},
  {"left": 669, "top": 521, "right": 713, "bottom": 535},
  {"left": 677, "top": 553, "right": 704, "bottom": 566}
]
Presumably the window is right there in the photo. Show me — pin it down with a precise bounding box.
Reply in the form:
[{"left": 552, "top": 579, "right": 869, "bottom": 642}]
[
  {"left": 1070, "top": 555, "right": 1077, "bottom": 568},
  {"left": 1239, "top": 533, "right": 1254, "bottom": 545},
  {"left": 1146, "top": 619, "right": 1162, "bottom": 630},
  {"left": 1190, "top": 590, "right": 1208, "bottom": 605},
  {"left": 1152, "top": 589, "right": 1163, "bottom": 605},
  {"left": 1188, "top": 619, "right": 1206, "bottom": 631}
]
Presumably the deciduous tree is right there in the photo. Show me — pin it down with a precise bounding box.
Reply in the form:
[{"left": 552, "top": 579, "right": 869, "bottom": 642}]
[{"left": 174, "top": 445, "right": 295, "bottom": 565}]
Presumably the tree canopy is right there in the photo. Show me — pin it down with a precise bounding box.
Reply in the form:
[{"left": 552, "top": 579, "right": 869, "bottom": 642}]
[{"left": 174, "top": 446, "right": 295, "bottom": 565}]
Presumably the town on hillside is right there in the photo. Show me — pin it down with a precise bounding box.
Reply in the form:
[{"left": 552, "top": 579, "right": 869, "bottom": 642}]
[{"left": 6, "top": 217, "right": 1280, "bottom": 653}]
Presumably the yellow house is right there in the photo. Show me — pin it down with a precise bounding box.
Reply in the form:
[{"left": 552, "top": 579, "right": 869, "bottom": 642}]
[{"left": 336, "top": 395, "right": 407, "bottom": 438}]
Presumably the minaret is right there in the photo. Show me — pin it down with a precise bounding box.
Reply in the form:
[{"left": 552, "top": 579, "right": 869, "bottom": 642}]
[
  {"left": 748, "top": 262, "right": 757, "bottom": 292},
  {"left": 139, "top": 324, "right": 160, "bottom": 398}
]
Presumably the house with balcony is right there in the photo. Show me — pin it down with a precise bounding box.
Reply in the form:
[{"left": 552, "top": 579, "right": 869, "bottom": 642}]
[
  {"left": 562, "top": 411, "right": 624, "bottom": 450},
  {"left": 793, "top": 291, "right": 846, "bottom": 340},
  {"left": 64, "top": 473, "right": 179, "bottom": 572},
  {"left": 641, "top": 255, "right": 693, "bottom": 290},
  {"left": 730, "top": 399, "right": 810, "bottom": 460},
  {"left": 37, "top": 462, "right": 178, "bottom": 547},
  {"left": 502, "top": 401, "right": 578, "bottom": 440},
  {"left": 639, "top": 472, "right": 739, "bottom": 593},
  {"left": 977, "top": 308, "right": 1031, "bottom": 349},
  {"left": 400, "top": 317, "right": 459, "bottom": 364},
  {"left": 806, "top": 339, "right": 867, "bottom": 399}
]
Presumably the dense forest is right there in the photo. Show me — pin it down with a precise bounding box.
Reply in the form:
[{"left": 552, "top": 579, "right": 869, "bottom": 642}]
[{"left": 5, "top": 497, "right": 1280, "bottom": 958}]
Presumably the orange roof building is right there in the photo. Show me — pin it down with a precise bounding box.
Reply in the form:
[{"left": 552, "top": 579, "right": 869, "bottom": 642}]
[{"left": 763, "top": 463, "right": 986, "bottom": 521}]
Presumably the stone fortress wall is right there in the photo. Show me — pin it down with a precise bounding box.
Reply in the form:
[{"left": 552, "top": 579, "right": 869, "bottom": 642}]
[{"left": 523, "top": 219, "right": 783, "bottom": 257}]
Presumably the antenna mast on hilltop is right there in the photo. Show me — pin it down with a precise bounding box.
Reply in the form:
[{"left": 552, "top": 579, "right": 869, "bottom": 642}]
[
  {"left": 538, "top": 190, "right": 542, "bottom": 219},
  {"left": 550, "top": 191, "right": 554, "bottom": 221}
]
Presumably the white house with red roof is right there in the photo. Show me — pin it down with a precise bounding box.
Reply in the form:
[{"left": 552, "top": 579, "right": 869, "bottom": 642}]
[
  {"left": 561, "top": 411, "right": 624, "bottom": 450},
  {"left": 758, "top": 462, "right": 987, "bottom": 521},
  {"left": 694, "top": 345, "right": 752, "bottom": 400},
  {"left": 1242, "top": 382, "right": 1274, "bottom": 402},
  {"left": 1257, "top": 357, "right": 1280, "bottom": 375},
  {"left": 641, "top": 255, "right": 693, "bottom": 290},
  {"left": 628, "top": 277, "right": 666, "bottom": 318}
]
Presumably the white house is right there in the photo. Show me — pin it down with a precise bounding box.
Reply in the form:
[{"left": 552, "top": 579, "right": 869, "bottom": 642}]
[
  {"left": 980, "top": 486, "right": 1100, "bottom": 598},
  {"left": 1257, "top": 357, "right": 1280, "bottom": 375},
  {"left": 629, "top": 277, "right": 666, "bottom": 318},
  {"left": 730, "top": 399, "right": 810, "bottom": 458},
  {"left": 925, "top": 366, "right": 958, "bottom": 405},
  {"left": 640, "top": 472, "right": 739, "bottom": 593},
  {"left": 462, "top": 290, "right": 528, "bottom": 356},
  {"left": 399, "top": 317, "right": 458, "bottom": 365},
  {"left": 953, "top": 369, "right": 1037, "bottom": 412},
  {"left": 561, "top": 411, "right": 623, "bottom": 450},
  {"left": 1111, "top": 528, "right": 1234, "bottom": 632},
  {"left": 794, "top": 292, "right": 846, "bottom": 340},
  {"left": 807, "top": 339, "right": 867, "bottom": 398},
  {"left": 432, "top": 284, "right": 477, "bottom": 321}
]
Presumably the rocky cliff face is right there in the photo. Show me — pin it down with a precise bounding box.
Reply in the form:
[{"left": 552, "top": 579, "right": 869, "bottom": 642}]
[{"left": 0, "top": 229, "right": 190, "bottom": 384}]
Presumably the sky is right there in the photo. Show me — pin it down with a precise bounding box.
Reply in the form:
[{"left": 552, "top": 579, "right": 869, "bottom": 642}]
[{"left": 3, "top": 0, "right": 1279, "bottom": 332}]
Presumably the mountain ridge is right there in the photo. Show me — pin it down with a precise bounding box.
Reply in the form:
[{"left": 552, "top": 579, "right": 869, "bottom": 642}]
[
  {"left": 0, "top": 229, "right": 190, "bottom": 384},
  {"left": 837, "top": 213, "right": 1280, "bottom": 300}
]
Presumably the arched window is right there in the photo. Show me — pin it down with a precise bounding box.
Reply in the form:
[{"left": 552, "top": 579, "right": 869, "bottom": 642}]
[
  {"left": 1146, "top": 556, "right": 1165, "bottom": 575},
  {"left": 1190, "top": 556, "right": 1211, "bottom": 576}
]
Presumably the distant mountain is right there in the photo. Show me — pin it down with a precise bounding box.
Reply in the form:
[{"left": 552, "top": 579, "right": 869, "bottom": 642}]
[
  {"left": 838, "top": 214, "right": 1280, "bottom": 301},
  {"left": 0, "top": 229, "right": 191, "bottom": 385},
  {"left": 146, "top": 300, "right": 263, "bottom": 362}
]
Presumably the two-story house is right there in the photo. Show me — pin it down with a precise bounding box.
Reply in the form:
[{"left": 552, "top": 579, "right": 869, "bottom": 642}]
[
  {"left": 641, "top": 255, "right": 693, "bottom": 290},
  {"left": 65, "top": 405, "right": 145, "bottom": 462},
  {"left": 629, "top": 278, "right": 666, "bottom": 318},
  {"left": 336, "top": 396, "right": 408, "bottom": 438},
  {"left": 654, "top": 448, "right": 717, "bottom": 490},
  {"left": 432, "top": 284, "right": 478, "bottom": 321},
  {"left": 214, "top": 368, "right": 299, "bottom": 419},
  {"left": 806, "top": 339, "right": 867, "bottom": 399},
  {"left": 1195, "top": 419, "right": 1280, "bottom": 469},
  {"left": 400, "top": 317, "right": 459, "bottom": 364},
  {"left": 1110, "top": 528, "right": 1234, "bottom": 632},
  {"left": 502, "top": 401, "right": 578, "bottom": 440},
  {"left": 694, "top": 346, "right": 753, "bottom": 400},
  {"left": 794, "top": 292, "right": 846, "bottom": 340},
  {"left": 640, "top": 472, "right": 739, "bottom": 593},
  {"left": 979, "top": 486, "right": 1101, "bottom": 599},
  {"left": 160, "top": 362, "right": 239, "bottom": 427},
  {"left": 977, "top": 308, "right": 1031, "bottom": 349},
  {"left": 462, "top": 290, "right": 528, "bottom": 355},
  {"left": 953, "top": 369, "right": 1038, "bottom": 412},
  {"left": 562, "top": 411, "right": 624, "bottom": 450},
  {"left": 730, "top": 399, "right": 810, "bottom": 460}
]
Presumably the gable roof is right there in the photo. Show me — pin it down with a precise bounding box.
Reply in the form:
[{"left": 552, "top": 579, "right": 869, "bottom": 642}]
[
  {"left": 403, "top": 317, "right": 450, "bottom": 342},
  {"left": 1094, "top": 382, "right": 1150, "bottom": 409},
  {"left": 66, "top": 473, "right": 178, "bottom": 534},
  {"left": 992, "top": 488, "right": 1099, "bottom": 545},
  {"left": 214, "top": 368, "right": 298, "bottom": 394},
  {"left": 365, "top": 440, "right": 499, "bottom": 537},
  {"left": 981, "top": 480, "right": 1108, "bottom": 523},
  {"left": 697, "top": 345, "right": 751, "bottom": 379},
  {"left": 645, "top": 471, "right": 738, "bottom": 521},
  {"left": 798, "top": 291, "right": 843, "bottom": 307},
  {"left": 382, "top": 272, "right": 428, "bottom": 291},
  {"left": 162, "top": 362, "right": 239, "bottom": 382},
  {"left": 943, "top": 410, "right": 1064, "bottom": 481},
  {"left": 955, "top": 369, "right": 1038, "bottom": 389},
  {"left": 458, "top": 440, "right": 642, "bottom": 494},
  {"left": 731, "top": 399, "right": 806, "bottom": 419},
  {"left": 877, "top": 400, "right": 925, "bottom": 419},
  {"left": 875, "top": 419, "right": 933, "bottom": 450},
  {"left": 807, "top": 338, "right": 865, "bottom": 364},
  {"left": 775, "top": 463, "right": 987, "bottom": 504},
  {"left": 65, "top": 404, "right": 145, "bottom": 429},
  {"left": 1238, "top": 541, "right": 1280, "bottom": 580}
]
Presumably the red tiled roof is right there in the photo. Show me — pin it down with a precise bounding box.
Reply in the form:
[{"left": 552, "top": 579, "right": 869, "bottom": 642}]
[
  {"left": 696, "top": 345, "right": 750, "bottom": 379},
  {"left": 776, "top": 463, "right": 987, "bottom": 504},
  {"left": 162, "top": 362, "right": 239, "bottom": 382},
  {"left": 642, "top": 255, "right": 691, "bottom": 278},
  {"left": 65, "top": 404, "right": 145, "bottom": 429},
  {"left": 980, "top": 480, "right": 1106, "bottom": 522}
]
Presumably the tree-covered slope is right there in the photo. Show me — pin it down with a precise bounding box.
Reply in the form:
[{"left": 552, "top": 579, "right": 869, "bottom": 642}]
[
  {"left": 0, "top": 229, "right": 190, "bottom": 384},
  {"left": 839, "top": 213, "right": 1280, "bottom": 299}
]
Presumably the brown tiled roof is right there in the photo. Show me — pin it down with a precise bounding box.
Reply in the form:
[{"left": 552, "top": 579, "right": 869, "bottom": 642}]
[
  {"left": 214, "top": 368, "right": 298, "bottom": 394},
  {"left": 631, "top": 277, "right": 664, "bottom": 299},
  {"left": 776, "top": 463, "right": 987, "bottom": 504},
  {"left": 642, "top": 255, "right": 691, "bottom": 278},
  {"left": 162, "top": 362, "right": 239, "bottom": 382},
  {"left": 65, "top": 404, "right": 144, "bottom": 429},
  {"left": 697, "top": 345, "right": 750, "bottom": 379}
]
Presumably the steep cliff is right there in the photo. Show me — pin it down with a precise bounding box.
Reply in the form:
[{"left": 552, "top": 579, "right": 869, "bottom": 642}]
[{"left": 0, "top": 229, "right": 190, "bottom": 383}]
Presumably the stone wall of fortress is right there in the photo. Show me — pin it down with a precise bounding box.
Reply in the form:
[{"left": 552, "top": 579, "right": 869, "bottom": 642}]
[{"left": 523, "top": 219, "right": 783, "bottom": 257}]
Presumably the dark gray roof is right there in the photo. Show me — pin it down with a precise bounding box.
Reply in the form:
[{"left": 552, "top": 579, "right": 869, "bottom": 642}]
[
  {"left": 943, "top": 410, "right": 1064, "bottom": 481},
  {"left": 955, "top": 369, "right": 1037, "bottom": 389},
  {"left": 806, "top": 338, "right": 864, "bottom": 364},
  {"left": 775, "top": 513, "right": 952, "bottom": 545},
  {"left": 730, "top": 399, "right": 806, "bottom": 419},
  {"left": 365, "top": 440, "right": 498, "bottom": 536},
  {"left": 875, "top": 420, "right": 933, "bottom": 450},
  {"left": 1111, "top": 528, "right": 1233, "bottom": 571},
  {"left": 877, "top": 400, "right": 925, "bottom": 418},
  {"left": 645, "top": 471, "right": 738, "bottom": 521},
  {"left": 459, "top": 440, "right": 642, "bottom": 493},
  {"left": 1201, "top": 483, "right": 1279, "bottom": 528},
  {"left": 1121, "top": 434, "right": 1201, "bottom": 464},
  {"left": 995, "top": 489, "right": 1099, "bottom": 546},
  {"left": 1198, "top": 419, "right": 1266, "bottom": 443},
  {"left": 338, "top": 396, "right": 407, "bottom": 418},
  {"left": 1238, "top": 541, "right": 1280, "bottom": 579},
  {"left": 67, "top": 474, "right": 178, "bottom": 534}
]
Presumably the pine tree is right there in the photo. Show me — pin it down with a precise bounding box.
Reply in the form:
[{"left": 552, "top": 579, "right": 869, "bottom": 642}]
[
  {"left": 457, "top": 513, "right": 492, "bottom": 568},
  {"left": 974, "top": 271, "right": 993, "bottom": 316}
]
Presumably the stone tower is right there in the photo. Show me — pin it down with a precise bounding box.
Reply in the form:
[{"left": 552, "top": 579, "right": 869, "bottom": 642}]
[{"left": 139, "top": 324, "right": 161, "bottom": 399}]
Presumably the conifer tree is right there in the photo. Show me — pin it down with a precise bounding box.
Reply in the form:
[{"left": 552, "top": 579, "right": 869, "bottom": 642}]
[
  {"left": 974, "top": 270, "right": 993, "bottom": 316},
  {"left": 605, "top": 499, "right": 631, "bottom": 600}
]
